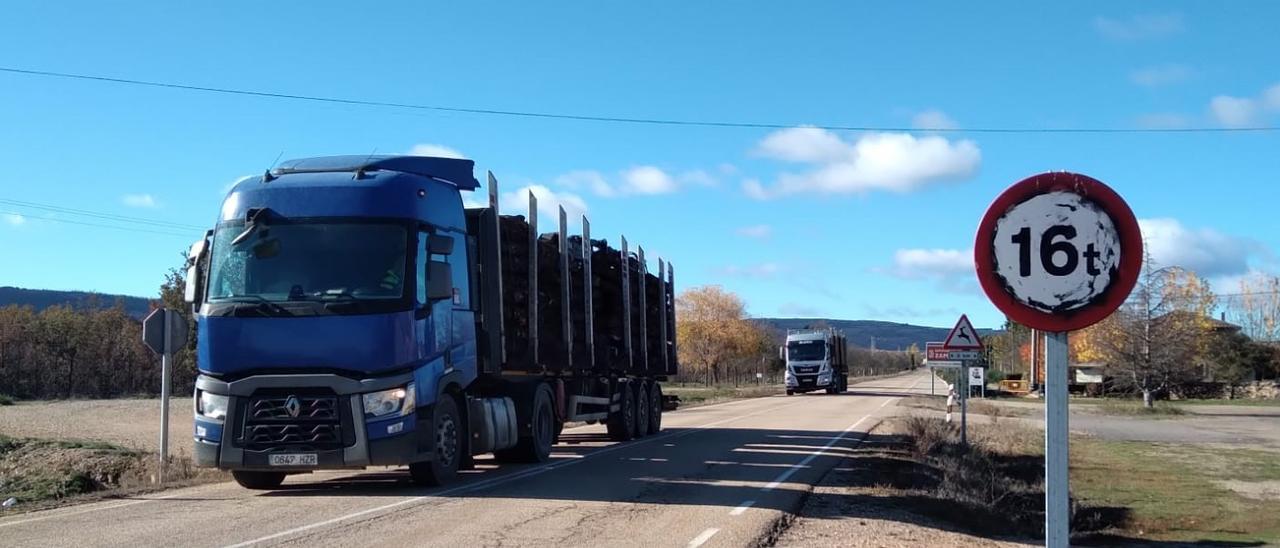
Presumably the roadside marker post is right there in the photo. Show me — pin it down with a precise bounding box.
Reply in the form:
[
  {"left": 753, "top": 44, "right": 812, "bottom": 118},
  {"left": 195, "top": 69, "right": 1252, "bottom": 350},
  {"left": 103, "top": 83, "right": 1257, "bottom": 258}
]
[
  {"left": 975, "top": 172, "right": 1142, "bottom": 548},
  {"left": 942, "top": 315, "right": 983, "bottom": 447},
  {"left": 142, "top": 308, "right": 188, "bottom": 484}
]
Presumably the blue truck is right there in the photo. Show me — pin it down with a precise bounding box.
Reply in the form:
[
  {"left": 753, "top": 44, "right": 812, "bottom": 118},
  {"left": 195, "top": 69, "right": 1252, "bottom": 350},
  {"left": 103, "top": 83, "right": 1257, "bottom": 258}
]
[{"left": 183, "top": 155, "right": 677, "bottom": 489}]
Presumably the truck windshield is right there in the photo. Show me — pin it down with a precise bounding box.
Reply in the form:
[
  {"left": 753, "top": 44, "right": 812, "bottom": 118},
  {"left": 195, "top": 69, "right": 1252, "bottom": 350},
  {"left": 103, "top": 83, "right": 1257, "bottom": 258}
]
[
  {"left": 207, "top": 221, "right": 410, "bottom": 305},
  {"left": 787, "top": 340, "right": 826, "bottom": 361}
]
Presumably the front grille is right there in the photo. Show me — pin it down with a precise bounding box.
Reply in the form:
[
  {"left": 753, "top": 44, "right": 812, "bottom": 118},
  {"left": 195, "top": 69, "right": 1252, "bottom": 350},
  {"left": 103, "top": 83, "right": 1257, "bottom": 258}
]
[
  {"left": 793, "top": 365, "right": 820, "bottom": 374},
  {"left": 250, "top": 396, "right": 338, "bottom": 421},
  {"left": 246, "top": 423, "right": 341, "bottom": 445},
  {"left": 241, "top": 393, "right": 346, "bottom": 450}
]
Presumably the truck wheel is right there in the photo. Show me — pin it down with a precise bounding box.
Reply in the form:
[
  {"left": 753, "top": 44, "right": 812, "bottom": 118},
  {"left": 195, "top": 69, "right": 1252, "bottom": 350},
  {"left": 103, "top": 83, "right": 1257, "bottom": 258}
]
[
  {"left": 410, "top": 395, "right": 461, "bottom": 486},
  {"left": 786, "top": 389, "right": 794, "bottom": 396},
  {"left": 826, "top": 385, "right": 837, "bottom": 395},
  {"left": 634, "top": 383, "right": 650, "bottom": 439},
  {"left": 647, "top": 382, "right": 662, "bottom": 435},
  {"left": 494, "top": 384, "right": 555, "bottom": 463},
  {"left": 232, "top": 471, "right": 285, "bottom": 490},
  {"left": 606, "top": 381, "right": 636, "bottom": 441}
]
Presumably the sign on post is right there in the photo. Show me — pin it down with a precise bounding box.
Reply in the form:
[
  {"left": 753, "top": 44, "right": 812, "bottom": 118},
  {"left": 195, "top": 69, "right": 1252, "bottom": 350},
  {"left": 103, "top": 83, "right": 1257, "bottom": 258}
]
[
  {"left": 969, "top": 366, "right": 985, "bottom": 398},
  {"left": 925, "top": 342, "right": 949, "bottom": 362},
  {"left": 142, "top": 308, "right": 188, "bottom": 484},
  {"left": 975, "top": 172, "right": 1141, "bottom": 548}
]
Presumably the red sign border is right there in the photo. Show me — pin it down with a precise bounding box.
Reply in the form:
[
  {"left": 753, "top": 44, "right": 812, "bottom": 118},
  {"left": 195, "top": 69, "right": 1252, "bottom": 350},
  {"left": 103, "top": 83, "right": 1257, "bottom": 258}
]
[
  {"left": 941, "top": 314, "right": 984, "bottom": 350},
  {"left": 974, "top": 172, "right": 1143, "bottom": 333}
]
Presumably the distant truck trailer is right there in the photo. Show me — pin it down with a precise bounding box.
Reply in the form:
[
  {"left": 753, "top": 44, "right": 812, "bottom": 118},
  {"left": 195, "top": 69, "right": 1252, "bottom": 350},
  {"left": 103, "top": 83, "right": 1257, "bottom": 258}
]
[
  {"left": 184, "top": 155, "right": 677, "bottom": 489},
  {"left": 780, "top": 328, "right": 848, "bottom": 395}
]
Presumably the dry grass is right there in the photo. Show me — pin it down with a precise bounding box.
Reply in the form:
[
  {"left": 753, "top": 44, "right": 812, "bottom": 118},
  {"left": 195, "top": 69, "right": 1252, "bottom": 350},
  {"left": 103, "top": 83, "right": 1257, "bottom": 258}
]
[{"left": 0, "top": 433, "right": 226, "bottom": 514}]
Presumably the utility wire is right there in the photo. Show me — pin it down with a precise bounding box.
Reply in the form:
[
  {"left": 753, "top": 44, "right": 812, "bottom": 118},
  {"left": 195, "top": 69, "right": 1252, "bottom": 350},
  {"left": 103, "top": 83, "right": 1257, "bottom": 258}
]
[
  {"left": 3, "top": 66, "right": 1278, "bottom": 134},
  {"left": 0, "top": 198, "right": 206, "bottom": 231},
  {"left": 2, "top": 210, "right": 197, "bottom": 238}
]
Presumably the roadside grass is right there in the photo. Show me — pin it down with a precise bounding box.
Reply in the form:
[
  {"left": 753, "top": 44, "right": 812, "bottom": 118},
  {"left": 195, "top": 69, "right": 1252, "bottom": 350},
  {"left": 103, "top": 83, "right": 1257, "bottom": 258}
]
[
  {"left": 663, "top": 384, "right": 781, "bottom": 408},
  {"left": 0, "top": 433, "right": 226, "bottom": 514},
  {"left": 0, "top": 394, "right": 14, "bottom": 406},
  {"left": 898, "top": 396, "right": 1034, "bottom": 420},
  {"left": 1093, "top": 400, "right": 1186, "bottom": 417},
  {"left": 1072, "top": 439, "right": 1280, "bottom": 543}
]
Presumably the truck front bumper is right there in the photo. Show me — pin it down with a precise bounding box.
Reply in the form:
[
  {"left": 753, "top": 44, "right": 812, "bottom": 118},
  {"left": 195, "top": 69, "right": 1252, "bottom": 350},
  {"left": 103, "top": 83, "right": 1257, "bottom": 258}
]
[
  {"left": 787, "top": 373, "right": 833, "bottom": 393},
  {"left": 193, "top": 373, "right": 430, "bottom": 472}
]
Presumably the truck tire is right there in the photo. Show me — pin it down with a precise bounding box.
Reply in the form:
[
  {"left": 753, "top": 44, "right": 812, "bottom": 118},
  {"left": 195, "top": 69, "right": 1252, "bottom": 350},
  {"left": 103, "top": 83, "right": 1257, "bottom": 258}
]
[
  {"left": 786, "top": 389, "right": 793, "bottom": 396},
  {"left": 647, "top": 381, "right": 663, "bottom": 435},
  {"left": 494, "top": 383, "right": 555, "bottom": 463},
  {"left": 232, "top": 471, "right": 285, "bottom": 490},
  {"left": 606, "top": 381, "right": 636, "bottom": 441},
  {"left": 409, "top": 395, "right": 461, "bottom": 486},
  {"left": 634, "top": 383, "right": 650, "bottom": 438}
]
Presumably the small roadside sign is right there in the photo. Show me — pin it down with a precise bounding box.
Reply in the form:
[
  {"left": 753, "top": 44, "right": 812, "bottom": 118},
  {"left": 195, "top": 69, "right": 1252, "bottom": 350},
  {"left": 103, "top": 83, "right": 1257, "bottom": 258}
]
[
  {"left": 942, "top": 314, "right": 983, "bottom": 350},
  {"left": 925, "top": 342, "right": 948, "bottom": 361},
  {"left": 948, "top": 350, "right": 982, "bottom": 361},
  {"left": 141, "top": 308, "right": 187, "bottom": 485},
  {"left": 968, "top": 366, "right": 984, "bottom": 385},
  {"left": 928, "top": 361, "right": 963, "bottom": 369}
]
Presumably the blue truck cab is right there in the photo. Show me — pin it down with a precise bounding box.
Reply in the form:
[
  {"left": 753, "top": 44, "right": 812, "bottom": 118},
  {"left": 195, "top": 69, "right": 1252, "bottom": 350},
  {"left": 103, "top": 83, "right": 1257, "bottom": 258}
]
[{"left": 186, "top": 155, "right": 678, "bottom": 490}]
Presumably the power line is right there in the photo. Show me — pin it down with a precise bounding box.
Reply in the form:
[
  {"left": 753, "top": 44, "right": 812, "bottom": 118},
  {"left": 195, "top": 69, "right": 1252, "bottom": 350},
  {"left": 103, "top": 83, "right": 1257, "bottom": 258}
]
[
  {"left": 2, "top": 210, "right": 197, "bottom": 238},
  {"left": 4, "top": 66, "right": 1278, "bottom": 134},
  {"left": 0, "top": 198, "right": 206, "bottom": 231}
]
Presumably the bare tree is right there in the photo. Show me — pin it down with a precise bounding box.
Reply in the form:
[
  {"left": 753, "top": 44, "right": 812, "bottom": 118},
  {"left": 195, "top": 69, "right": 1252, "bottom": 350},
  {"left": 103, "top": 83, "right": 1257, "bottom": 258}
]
[
  {"left": 675, "top": 286, "right": 767, "bottom": 385},
  {"left": 1097, "top": 257, "right": 1217, "bottom": 407}
]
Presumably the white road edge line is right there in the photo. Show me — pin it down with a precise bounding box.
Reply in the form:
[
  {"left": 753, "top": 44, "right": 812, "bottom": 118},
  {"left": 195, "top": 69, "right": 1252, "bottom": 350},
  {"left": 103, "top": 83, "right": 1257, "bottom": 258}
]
[
  {"left": 221, "top": 397, "right": 814, "bottom": 548},
  {"left": 729, "top": 500, "right": 755, "bottom": 516},
  {"left": 0, "top": 493, "right": 184, "bottom": 529},
  {"left": 688, "top": 527, "right": 720, "bottom": 547}
]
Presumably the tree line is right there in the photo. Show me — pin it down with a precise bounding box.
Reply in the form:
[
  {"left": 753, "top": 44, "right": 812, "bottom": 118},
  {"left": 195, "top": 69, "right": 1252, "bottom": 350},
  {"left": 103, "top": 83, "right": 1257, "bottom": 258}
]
[
  {"left": 983, "top": 258, "right": 1280, "bottom": 406},
  {"left": 0, "top": 265, "right": 196, "bottom": 400},
  {"left": 674, "top": 285, "right": 917, "bottom": 386}
]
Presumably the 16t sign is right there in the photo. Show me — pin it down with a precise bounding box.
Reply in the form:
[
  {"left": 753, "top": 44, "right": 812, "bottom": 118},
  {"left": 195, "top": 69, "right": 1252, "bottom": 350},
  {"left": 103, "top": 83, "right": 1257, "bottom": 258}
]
[{"left": 975, "top": 172, "right": 1142, "bottom": 332}]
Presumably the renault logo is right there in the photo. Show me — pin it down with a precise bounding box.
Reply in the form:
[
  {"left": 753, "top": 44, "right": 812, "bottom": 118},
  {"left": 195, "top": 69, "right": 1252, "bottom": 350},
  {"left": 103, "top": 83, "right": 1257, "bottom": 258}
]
[{"left": 284, "top": 395, "right": 301, "bottom": 418}]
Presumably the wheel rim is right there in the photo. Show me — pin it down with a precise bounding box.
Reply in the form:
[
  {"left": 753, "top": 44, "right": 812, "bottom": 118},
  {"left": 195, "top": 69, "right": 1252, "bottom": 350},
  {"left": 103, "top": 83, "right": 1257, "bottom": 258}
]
[
  {"left": 437, "top": 414, "right": 458, "bottom": 467},
  {"left": 637, "top": 390, "right": 648, "bottom": 427}
]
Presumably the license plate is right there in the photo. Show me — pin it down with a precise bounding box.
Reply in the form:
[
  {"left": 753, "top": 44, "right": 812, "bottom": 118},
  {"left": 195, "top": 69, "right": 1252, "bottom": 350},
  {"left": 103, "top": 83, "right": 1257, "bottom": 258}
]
[{"left": 269, "top": 453, "right": 318, "bottom": 467}]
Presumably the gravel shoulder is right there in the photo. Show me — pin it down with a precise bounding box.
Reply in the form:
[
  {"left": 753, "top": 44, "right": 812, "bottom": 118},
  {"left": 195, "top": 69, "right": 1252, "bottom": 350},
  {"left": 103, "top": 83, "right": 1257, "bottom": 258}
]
[{"left": 770, "top": 420, "right": 1033, "bottom": 547}]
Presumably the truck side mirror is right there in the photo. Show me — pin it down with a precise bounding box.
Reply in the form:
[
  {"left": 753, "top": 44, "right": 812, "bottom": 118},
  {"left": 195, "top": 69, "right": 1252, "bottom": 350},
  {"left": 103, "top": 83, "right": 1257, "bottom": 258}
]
[
  {"left": 428, "top": 260, "right": 453, "bottom": 302},
  {"left": 184, "top": 231, "right": 211, "bottom": 305},
  {"left": 778, "top": 346, "right": 785, "bottom": 361}
]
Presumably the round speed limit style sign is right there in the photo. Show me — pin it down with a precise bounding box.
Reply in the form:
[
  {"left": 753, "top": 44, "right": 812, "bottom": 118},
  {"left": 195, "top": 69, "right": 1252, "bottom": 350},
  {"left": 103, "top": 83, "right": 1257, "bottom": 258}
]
[{"left": 975, "top": 172, "right": 1142, "bottom": 332}]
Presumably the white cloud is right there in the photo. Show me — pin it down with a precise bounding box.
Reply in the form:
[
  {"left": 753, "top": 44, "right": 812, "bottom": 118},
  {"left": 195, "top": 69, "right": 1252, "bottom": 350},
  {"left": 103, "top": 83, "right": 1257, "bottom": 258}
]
[
  {"left": 556, "top": 166, "right": 710, "bottom": 197},
  {"left": 1209, "top": 95, "right": 1261, "bottom": 128},
  {"left": 4, "top": 213, "right": 25, "bottom": 226},
  {"left": 409, "top": 143, "right": 467, "bottom": 159},
  {"left": 499, "top": 184, "right": 588, "bottom": 223},
  {"left": 878, "top": 247, "right": 979, "bottom": 295},
  {"left": 747, "top": 128, "right": 981, "bottom": 199},
  {"left": 911, "top": 109, "right": 959, "bottom": 131},
  {"left": 1093, "top": 13, "right": 1184, "bottom": 41},
  {"left": 1139, "top": 218, "right": 1254, "bottom": 277},
  {"left": 1130, "top": 64, "right": 1192, "bottom": 87},
  {"left": 735, "top": 224, "right": 772, "bottom": 239},
  {"left": 122, "top": 194, "right": 158, "bottom": 208},
  {"left": 1134, "top": 113, "right": 1192, "bottom": 129},
  {"left": 1264, "top": 84, "right": 1280, "bottom": 111},
  {"left": 621, "top": 166, "right": 678, "bottom": 195}
]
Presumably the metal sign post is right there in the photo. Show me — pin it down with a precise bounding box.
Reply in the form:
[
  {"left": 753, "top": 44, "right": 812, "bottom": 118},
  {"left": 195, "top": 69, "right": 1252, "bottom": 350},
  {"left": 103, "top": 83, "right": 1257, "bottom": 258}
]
[
  {"left": 143, "top": 308, "right": 188, "bottom": 485},
  {"left": 975, "top": 172, "right": 1142, "bottom": 548}
]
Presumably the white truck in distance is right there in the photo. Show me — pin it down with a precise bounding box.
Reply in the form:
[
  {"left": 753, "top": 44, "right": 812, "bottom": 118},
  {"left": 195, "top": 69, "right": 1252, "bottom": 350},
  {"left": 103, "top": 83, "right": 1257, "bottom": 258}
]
[{"left": 781, "top": 328, "right": 849, "bottom": 395}]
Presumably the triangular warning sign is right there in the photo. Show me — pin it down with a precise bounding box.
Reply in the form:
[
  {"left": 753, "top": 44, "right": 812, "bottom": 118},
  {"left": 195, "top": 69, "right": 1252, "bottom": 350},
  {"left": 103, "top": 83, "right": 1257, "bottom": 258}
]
[{"left": 942, "top": 314, "right": 984, "bottom": 350}]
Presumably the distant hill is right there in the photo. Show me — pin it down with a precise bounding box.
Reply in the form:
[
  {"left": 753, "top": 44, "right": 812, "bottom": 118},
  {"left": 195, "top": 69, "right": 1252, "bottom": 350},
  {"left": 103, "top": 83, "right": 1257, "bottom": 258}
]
[
  {"left": 756, "top": 317, "right": 998, "bottom": 351},
  {"left": 0, "top": 287, "right": 152, "bottom": 318}
]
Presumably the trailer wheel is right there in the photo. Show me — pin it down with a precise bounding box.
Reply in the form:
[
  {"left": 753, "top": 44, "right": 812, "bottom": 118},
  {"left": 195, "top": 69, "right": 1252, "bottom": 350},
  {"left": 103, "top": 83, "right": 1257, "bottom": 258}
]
[
  {"left": 647, "top": 382, "right": 662, "bottom": 435},
  {"left": 606, "top": 381, "right": 636, "bottom": 441},
  {"left": 410, "top": 396, "right": 461, "bottom": 486},
  {"left": 494, "top": 383, "right": 556, "bottom": 463},
  {"left": 232, "top": 471, "right": 285, "bottom": 490},
  {"left": 634, "top": 383, "right": 650, "bottom": 438}
]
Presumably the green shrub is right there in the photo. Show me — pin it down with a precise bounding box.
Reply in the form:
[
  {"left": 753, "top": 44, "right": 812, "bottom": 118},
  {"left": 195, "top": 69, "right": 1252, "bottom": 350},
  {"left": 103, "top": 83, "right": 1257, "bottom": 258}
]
[{"left": 0, "top": 394, "right": 14, "bottom": 406}]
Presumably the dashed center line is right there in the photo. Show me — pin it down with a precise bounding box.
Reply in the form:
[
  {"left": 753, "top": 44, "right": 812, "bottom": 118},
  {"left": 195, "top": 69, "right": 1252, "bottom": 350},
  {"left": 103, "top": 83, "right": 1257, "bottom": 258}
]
[
  {"left": 729, "top": 500, "right": 755, "bottom": 516},
  {"left": 687, "top": 527, "right": 720, "bottom": 547}
]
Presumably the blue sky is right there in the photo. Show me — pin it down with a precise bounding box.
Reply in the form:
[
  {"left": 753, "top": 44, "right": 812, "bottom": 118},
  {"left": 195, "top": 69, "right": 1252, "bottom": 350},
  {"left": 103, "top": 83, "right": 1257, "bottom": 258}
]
[{"left": 1, "top": 1, "right": 1277, "bottom": 330}]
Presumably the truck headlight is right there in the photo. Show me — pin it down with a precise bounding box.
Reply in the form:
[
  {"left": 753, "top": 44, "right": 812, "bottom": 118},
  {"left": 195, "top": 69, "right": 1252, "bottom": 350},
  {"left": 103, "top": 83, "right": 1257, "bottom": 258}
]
[
  {"left": 818, "top": 373, "right": 832, "bottom": 384},
  {"left": 363, "top": 383, "right": 415, "bottom": 418},
  {"left": 197, "top": 391, "right": 229, "bottom": 421}
]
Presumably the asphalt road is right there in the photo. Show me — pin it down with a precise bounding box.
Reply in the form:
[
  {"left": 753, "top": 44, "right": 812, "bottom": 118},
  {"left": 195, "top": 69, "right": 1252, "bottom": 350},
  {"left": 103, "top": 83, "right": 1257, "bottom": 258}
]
[{"left": 0, "top": 371, "right": 933, "bottom": 548}]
